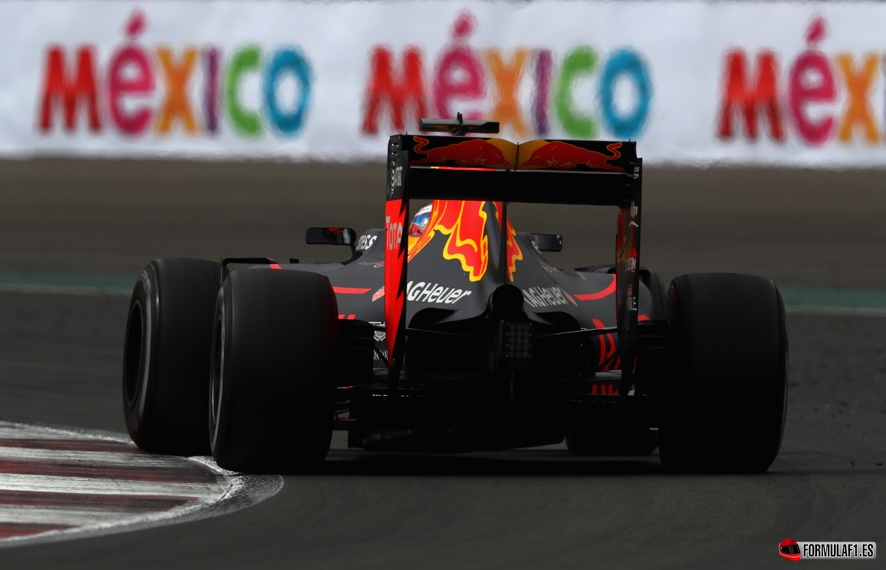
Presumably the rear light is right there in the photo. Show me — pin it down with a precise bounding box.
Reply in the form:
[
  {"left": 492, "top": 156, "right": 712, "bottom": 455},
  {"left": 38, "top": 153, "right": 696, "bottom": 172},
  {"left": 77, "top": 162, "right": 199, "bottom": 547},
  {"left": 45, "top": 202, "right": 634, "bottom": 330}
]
[{"left": 499, "top": 320, "right": 533, "bottom": 369}]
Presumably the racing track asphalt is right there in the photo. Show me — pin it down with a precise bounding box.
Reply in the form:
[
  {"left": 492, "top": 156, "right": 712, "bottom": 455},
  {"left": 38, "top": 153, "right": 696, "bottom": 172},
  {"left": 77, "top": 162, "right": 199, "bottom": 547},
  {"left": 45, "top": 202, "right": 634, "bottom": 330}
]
[{"left": 0, "top": 161, "right": 884, "bottom": 568}]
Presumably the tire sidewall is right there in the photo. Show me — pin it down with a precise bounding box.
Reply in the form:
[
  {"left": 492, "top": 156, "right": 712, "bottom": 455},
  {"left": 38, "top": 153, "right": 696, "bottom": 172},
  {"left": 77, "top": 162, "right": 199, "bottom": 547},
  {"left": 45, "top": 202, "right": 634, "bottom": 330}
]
[
  {"left": 209, "top": 285, "right": 230, "bottom": 459},
  {"left": 123, "top": 266, "right": 160, "bottom": 446}
]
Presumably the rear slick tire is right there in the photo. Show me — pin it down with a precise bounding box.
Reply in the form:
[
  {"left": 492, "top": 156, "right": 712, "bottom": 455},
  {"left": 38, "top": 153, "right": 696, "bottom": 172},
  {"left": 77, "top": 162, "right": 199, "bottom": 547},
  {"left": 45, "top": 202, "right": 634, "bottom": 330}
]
[
  {"left": 209, "top": 269, "right": 338, "bottom": 473},
  {"left": 122, "top": 258, "right": 221, "bottom": 455},
  {"left": 658, "top": 273, "right": 788, "bottom": 473}
]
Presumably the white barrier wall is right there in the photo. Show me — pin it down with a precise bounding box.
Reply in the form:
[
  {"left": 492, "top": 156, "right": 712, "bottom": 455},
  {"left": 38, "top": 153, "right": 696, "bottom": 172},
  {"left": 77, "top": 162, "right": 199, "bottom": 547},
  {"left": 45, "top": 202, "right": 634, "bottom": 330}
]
[{"left": 2, "top": 1, "right": 886, "bottom": 166}]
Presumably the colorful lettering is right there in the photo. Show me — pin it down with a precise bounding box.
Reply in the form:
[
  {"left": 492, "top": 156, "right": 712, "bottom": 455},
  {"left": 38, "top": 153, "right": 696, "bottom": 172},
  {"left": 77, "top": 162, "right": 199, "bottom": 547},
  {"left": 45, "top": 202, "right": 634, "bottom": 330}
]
[
  {"left": 485, "top": 48, "right": 530, "bottom": 138},
  {"left": 39, "top": 46, "right": 101, "bottom": 132},
  {"left": 38, "top": 8, "right": 659, "bottom": 144},
  {"left": 433, "top": 11, "right": 485, "bottom": 120},
  {"left": 107, "top": 10, "right": 154, "bottom": 137},
  {"left": 362, "top": 46, "right": 426, "bottom": 134},
  {"left": 225, "top": 45, "right": 263, "bottom": 137},
  {"left": 599, "top": 49, "right": 651, "bottom": 140},
  {"left": 107, "top": 45, "right": 155, "bottom": 136},
  {"left": 554, "top": 47, "right": 598, "bottom": 138},
  {"left": 788, "top": 18, "right": 835, "bottom": 146},
  {"left": 204, "top": 47, "right": 220, "bottom": 134},
  {"left": 155, "top": 46, "right": 200, "bottom": 135},
  {"left": 264, "top": 47, "right": 312, "bottom": 136},
  {"left": 719, "top": 15, "right": 886, "bottom": 149},
  {"left": 361, "top": 11, "right": 654, "bottom": 141},
  {"left": 835, "top": 53, "right": 880, "bottom": 144},
  {"left": 718, "top": 50, "right": 784, "bottom": 141},
  {"left": 533, "top": 50, "right": 552, "bottom": 137}
]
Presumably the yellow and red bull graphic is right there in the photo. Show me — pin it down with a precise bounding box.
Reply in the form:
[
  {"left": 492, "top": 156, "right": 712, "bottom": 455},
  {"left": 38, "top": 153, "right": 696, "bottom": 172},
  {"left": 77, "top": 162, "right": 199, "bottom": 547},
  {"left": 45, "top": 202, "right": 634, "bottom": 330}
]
[
  {"left": 408, "top": 200, "right": 523, "bottom": 282},
  {"left": 411, "top": 136, "right": 516, "bottom": 168},
  {"left": 517, "top": 140, "right": 624, "bottom": 172},
  {"left": 497, "top": 204, "right": 524, "bottom": 280}
]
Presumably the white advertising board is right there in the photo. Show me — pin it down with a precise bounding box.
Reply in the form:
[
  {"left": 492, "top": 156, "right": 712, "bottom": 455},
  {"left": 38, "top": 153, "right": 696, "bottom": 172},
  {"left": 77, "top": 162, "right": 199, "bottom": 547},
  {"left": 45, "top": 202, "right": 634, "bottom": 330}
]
[{"left": 1, "top": 0, "right": 886, "bottom": 166}]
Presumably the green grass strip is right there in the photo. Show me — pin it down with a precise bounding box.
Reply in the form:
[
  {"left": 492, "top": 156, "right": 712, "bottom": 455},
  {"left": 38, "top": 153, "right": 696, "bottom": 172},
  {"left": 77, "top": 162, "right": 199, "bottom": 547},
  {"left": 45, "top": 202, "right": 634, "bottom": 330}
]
[{"left": 779, "top": 286, "right": 886, "bottom": 310}]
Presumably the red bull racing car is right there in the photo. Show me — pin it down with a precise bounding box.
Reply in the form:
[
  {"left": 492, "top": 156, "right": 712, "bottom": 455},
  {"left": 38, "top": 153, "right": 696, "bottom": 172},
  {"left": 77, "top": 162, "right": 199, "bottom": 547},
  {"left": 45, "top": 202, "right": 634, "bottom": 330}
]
[{"left": 122, "top": 117, "right": 788, "bottom": 474}]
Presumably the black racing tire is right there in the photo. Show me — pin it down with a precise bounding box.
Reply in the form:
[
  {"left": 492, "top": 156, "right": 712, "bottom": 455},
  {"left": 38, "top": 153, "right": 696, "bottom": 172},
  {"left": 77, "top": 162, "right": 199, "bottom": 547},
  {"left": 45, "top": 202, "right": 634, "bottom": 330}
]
[
  {"left": 209, "top": 269, "right": 338, "bottom": 473},
  {"left": 659, "top": 273, "right": 788, "bottom": 473},
  {"left": 565, "top": 431, "right": 658, "bottom": 456},
  {"left": 123, "top": 258, "right": 221, "bottom": 455}
]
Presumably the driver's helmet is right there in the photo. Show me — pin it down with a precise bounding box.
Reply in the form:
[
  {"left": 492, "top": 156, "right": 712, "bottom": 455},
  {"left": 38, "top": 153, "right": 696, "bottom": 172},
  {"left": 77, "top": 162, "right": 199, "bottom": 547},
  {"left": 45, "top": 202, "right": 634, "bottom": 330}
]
[{"left": 408, "top": 204, "right": 433, "bottom": 237}]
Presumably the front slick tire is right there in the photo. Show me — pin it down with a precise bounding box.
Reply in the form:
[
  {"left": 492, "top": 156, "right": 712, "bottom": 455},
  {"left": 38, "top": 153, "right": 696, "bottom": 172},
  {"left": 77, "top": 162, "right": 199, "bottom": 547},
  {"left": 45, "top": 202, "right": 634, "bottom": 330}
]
[
  {"left": 210, "top": 269, "right": 338, "bottom": 474},
  {"left": 659, "top": 273, "right": 788, "bottom": 474}
]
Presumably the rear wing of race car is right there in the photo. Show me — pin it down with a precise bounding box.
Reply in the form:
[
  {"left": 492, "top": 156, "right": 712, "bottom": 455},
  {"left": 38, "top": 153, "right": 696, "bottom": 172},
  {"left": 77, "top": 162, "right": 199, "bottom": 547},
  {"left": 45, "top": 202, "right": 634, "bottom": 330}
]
[{"left": 384, "top": 121, "right": 642, "bottom": 389}]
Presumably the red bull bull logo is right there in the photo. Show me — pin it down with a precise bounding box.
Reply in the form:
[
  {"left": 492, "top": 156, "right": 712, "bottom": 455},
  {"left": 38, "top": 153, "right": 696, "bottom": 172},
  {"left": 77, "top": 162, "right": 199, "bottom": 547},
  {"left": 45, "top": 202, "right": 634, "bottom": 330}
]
[
  {"left": 518, "top": 140, "right": 624, "bottom": 171},
  {"left": 410, "top": 136, "right": 516, "bottom": 168}
]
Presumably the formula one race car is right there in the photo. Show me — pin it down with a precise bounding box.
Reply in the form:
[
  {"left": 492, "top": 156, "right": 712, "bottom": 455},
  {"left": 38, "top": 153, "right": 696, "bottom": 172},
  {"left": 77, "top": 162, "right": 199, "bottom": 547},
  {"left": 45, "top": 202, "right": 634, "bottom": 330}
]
[{"left": 122, "top": 117, "right": 788, "bottom": 474}]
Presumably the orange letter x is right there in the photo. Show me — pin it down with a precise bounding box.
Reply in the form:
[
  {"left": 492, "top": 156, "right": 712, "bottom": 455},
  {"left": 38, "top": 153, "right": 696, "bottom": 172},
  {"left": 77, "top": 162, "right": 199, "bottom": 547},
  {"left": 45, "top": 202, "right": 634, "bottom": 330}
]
[
  {"left": 156, "top": 46, "right": 200, "bottom": 135},
  {"left": 485, "top": 48, "right": 530, "bottom": 138},
  {"left": 836, "top": 53, "right": 880, "bottom": 144}
]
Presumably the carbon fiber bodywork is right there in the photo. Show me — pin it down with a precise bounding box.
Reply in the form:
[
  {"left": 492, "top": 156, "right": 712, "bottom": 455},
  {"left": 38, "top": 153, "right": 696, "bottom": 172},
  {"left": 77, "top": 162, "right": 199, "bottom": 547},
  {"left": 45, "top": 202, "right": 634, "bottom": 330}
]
[{"left": 274, "top": 201, "right": 668, "bottom": 452}]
